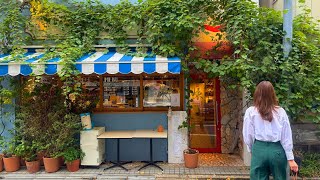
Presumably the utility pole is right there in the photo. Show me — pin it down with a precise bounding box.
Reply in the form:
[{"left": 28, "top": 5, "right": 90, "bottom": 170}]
[{"left": 283, "top": 0, "right": 293, "bottom": 58}]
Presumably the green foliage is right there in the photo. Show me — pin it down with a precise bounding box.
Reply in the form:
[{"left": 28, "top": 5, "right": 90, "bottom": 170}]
[
  {"left": 42, "top": 111, "right": 82, "bottom": 158},
  {"left": 0, "top": 77, "right": 15, "bottom": 137},
  {"left": 0, "top": 0, "right": 318, "bottom": 125},
  {"left": 0, "top": 134, "right": 18, "bottom": 157},
  {"left": 299, "top": 153, "right": 320, "bottom": 177},
  {"left": 69, "top": 88, "right": 99, "bottom": 114},
  {"left": 63, "top": 147, "right": 85, "bottom": 163},
  {"left": 15, "top": 79, "right": 82, "bottom": 158},
  {"left": 0, "top": 0, "right": 29, "bottom": 55},
  {"left": 195, "top": 0, "right": 320, "bottom": 122},
  {"left": 15, "top": 140, "right": 40, "bottom": 162}
]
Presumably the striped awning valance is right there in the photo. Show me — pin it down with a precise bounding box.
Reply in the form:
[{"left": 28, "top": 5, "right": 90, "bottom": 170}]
[{"left": 0, "top": 51, "right": 181, "bottom": 76}]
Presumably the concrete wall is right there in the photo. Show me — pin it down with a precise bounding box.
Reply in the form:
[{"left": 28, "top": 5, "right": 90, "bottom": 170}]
[{"left": 92, "top": 112, "right": 168, "bottom": 161}]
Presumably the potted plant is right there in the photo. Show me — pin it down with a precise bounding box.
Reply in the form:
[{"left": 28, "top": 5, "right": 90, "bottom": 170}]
[
  {"left": 0, "top": 153, "right": 3, "bottom": 172},
  {"left": 183, "top": 148, "right": 199, "bottom": 168},
  {"left": 63, "top": 147, "right": 84, "bottom": 172},
  {"left": 0, "top": 138, "right": 20, "bottom": 172},
  {"left": 15, "top": 140, "right": 41, "bottom": 173},
  {"left": 179, "top": 108, "right": 199, "bottom": 168},
  {"left": 42, "top": 111, "right": 82, "bottom": 173}
]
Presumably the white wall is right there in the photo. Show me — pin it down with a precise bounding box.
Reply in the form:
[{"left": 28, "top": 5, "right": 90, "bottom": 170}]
[{"left": 273, "top": 0, "right": 320, "bottom": 21}]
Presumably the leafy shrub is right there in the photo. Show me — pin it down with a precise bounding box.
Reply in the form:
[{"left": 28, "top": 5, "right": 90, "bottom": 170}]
[
  {"left": 63, "top": 147, "right": 84, "bottom": 163},
  {"left": 299, "top": 153, "right": 320, "bottom": 177}
]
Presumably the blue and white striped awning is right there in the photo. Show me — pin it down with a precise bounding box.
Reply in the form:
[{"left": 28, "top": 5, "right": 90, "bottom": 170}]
[{"left": 0, "top": 51, "right": 181, "bottom": 76}]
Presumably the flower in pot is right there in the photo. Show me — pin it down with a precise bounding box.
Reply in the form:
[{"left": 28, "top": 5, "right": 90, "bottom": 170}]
[
  {"left": 0, "top": 138, "right": 20, "bottom": 172},
  {"left": 183, "top": 148, "right": 199, "bottom": 168},
  {"left": 63, "top": 147, "right": 84, "bottom": 172},
  {"left": 15, "top": 141, "right": 41, "bottom": 173}
]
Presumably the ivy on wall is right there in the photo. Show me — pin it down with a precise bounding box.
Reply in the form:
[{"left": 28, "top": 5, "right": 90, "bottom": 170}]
[
  {"left": 0, "top": 0, "right": 319, "bottom": 123},
  {"left": 196, "top": 0, "right": 320, "bottom": 122}
]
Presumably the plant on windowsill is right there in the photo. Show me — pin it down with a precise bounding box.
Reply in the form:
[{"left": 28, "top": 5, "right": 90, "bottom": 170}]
[{"left": 63, "top": 146, "right": 85, "bottom": 172}]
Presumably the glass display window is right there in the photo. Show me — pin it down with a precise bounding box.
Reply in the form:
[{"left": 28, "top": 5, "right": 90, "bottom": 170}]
[
  {"left": 80, "top": 76, "right": 100, "bottom": 110},
  {"left": 143, "top": 75, "right": 180, "bottom": 107},
  {"left": 103, "top": 76, "right": 140, "bottom": 109},
  {"left": 21, "top": 73, "right": 183, "bottom": 112}
]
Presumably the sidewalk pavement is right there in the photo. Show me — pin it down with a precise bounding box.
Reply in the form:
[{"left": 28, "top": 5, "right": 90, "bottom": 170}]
[{"left": 0, "top": 162, "right": 250, "bottom": 180}]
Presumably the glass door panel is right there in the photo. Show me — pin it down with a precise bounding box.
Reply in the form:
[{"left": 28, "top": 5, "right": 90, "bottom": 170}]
[{"left": 189, "top": 78, "right": 220, "bottom": 152}]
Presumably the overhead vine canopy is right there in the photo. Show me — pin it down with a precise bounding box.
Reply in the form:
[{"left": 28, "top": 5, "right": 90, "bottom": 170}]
[{"left": 0, "top": 0, "right": 319, "bottom": 122}]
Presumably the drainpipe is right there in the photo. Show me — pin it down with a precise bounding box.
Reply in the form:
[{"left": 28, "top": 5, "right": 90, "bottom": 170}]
[
  {"left": 283, "top": 0, "right": 293, "bottom": 58},
  {"left": 283, "top": 1, "right": 293, "bottom": 178}
]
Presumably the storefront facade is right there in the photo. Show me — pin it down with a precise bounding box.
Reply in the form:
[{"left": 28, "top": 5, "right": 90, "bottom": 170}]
[{"left": 0, "top": 46, "right": 186, "bottom": 162}]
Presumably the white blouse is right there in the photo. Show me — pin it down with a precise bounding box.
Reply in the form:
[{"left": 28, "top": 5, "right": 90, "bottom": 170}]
[{"left": 243, "top": 106, "right": 294, "bottom": 160}]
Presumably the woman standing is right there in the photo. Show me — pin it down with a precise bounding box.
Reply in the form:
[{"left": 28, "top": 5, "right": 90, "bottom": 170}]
[{"left": 243, "top": 81, "right": 298, "bottom": 179}]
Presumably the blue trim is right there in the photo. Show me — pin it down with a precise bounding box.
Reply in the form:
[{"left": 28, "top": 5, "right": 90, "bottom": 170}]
[
  {"left": 76, "top": 53, "right": 94, "bottom": 73},
  {"left": 94, "top": 51, "right": 116, "bottom": 74},
  {"left": 45, "top": 57, "right": 60, "bottom": 75},
  {"left": 143, "top": 55, "right": 156, "bottom": 74},
  {"left": 119, "top": 55, "right": 132, "bottom": 74}
]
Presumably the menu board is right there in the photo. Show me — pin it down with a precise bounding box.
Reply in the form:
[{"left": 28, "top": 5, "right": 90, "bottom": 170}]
[{"left": 103, "top": 77, "right": 140, "bottom": 108}]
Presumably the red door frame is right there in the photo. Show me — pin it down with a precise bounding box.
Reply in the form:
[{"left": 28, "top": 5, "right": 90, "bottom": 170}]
[{"left": 189, "top": 77, "right": 221, "bottom": 153}]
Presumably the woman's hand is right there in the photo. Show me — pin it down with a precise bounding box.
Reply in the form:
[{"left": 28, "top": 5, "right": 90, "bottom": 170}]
[{"left": 288, "top": 160, "right": 299, "bottom": 172}]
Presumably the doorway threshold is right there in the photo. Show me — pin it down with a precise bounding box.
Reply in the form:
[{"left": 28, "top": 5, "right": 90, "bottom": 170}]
[{"left": 199, "top": 153, "right": 244, "bottom": 166}]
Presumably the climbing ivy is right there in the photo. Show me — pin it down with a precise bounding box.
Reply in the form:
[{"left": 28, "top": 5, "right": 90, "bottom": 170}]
[
  {"left": 0, "top": 0, "right": 319, "bottom": 123},
  {"left": 196, "top": 0, "right": 320, "bottom": 122},
  {"left": 0, "top": 0, "right": 29, "bottom": 56}
]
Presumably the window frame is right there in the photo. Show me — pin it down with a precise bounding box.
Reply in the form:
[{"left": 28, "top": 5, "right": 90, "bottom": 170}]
[
  {"left": 95, "top": 73, "right": 184, "bottom": 112},
  {"left": 20, "top": 73, "right": 184, "bottom": 113}
]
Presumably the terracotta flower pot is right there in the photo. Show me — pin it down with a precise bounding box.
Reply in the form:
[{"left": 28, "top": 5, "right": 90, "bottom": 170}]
[
  {"left": 20, "top": 158, "right": 26, "bottom": 166},
  {"left": 37, "top": 151, "right": 45, "bottom": 166},
  {"left": 25, "top": 160, "right": 40, "bottom": 173},
  {"left": 43, "top": 157, "right": 60, "bottom": 173},
  {"left": 66, "top": 159, "right": 80, "bottom": 172},
  {"left": 183, "top": 149, "right": 199, "bottom": 169},
  {"left": 3, "top": 156, "right": 20, "bottom": 172},
  {"left": 58, "top": 156, "right": 65, "bottom": 167},
  {"left": 0, "top": 156, "right": 3, "bottom": 172}
]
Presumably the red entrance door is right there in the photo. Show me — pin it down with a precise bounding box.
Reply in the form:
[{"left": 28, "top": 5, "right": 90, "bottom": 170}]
[{"left": 189, "top": 77, "right": 221, "bottom": 153}]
